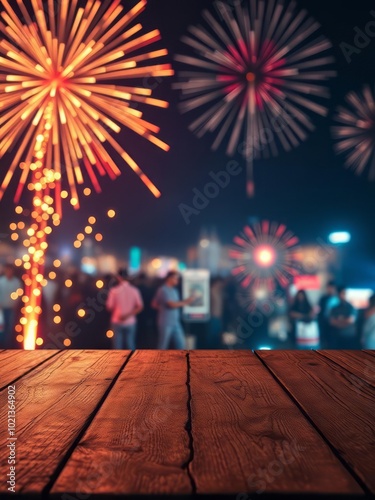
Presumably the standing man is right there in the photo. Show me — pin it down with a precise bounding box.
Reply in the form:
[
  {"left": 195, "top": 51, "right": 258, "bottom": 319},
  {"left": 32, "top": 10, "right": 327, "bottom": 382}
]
[
  {"left": 329, "top": 286, "right": 357, "bottom": 349},
  {"left": 152, "top": 271, "right": 194, "bottom": 349},
  {"left": 106, "top": 269, "right": 143, "bottom": 350},
  {"left": 0, "top": 264, "right": 22, "bottom": 348}
]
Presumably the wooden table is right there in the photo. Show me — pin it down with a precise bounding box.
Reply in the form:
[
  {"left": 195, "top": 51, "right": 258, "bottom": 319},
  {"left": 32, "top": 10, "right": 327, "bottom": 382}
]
[{"left": 0, "top": 350, "right": 374, "bottom": 499}]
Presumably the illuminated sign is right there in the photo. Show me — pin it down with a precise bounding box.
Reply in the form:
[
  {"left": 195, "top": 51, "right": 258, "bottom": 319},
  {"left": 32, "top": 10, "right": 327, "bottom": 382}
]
[
  {"left": 294, "top": 275, "right": 321, "bottom": 290},
  {"left": 182, "top": 270, "right": 210, "bottom": 322}
]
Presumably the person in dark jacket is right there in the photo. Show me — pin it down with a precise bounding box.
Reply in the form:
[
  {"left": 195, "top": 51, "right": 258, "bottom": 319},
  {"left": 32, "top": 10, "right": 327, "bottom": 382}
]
[{"left": 329, "top": 286, "right": 357, "bottom": 349}]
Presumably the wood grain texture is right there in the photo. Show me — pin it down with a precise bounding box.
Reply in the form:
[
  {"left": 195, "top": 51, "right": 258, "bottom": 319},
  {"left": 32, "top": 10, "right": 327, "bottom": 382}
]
[
  {"left": 363, "top": 350, "right": 375, "bottom": 358},
  {"left": 0, "top": 350, "right": 59, "bottom": 391},
  {"left": 50, "top": 350, "right": 192, "bottom": 497},
  {"left": 0, "top": 350, "right": 130, "bottom": 496},
  {"left": 317, "top": 351, "right": 375, "bottom": 388},
  {"left": 188, "top": 351, "right": 362, "bottom": 495},
  {"left": 257, "top": 350, "right": 375, "bottom": 493}
]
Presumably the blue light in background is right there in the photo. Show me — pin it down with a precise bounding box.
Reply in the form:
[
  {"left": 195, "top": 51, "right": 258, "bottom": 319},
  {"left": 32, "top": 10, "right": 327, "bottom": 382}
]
[
  {"left": 328, "top": 231, "right": 351, "bottom": 245},
  {"left": 129, "top": 247, "right": 142, "bottom": 274}
]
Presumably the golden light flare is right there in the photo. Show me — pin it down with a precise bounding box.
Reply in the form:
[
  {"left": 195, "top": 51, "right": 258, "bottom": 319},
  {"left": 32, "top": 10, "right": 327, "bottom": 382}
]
[
  {"left": 0, "top": 0, "right": 173, "bottom": 350},
  {"left": 106, "top": 330, "right": 114, "bottom": 339}
]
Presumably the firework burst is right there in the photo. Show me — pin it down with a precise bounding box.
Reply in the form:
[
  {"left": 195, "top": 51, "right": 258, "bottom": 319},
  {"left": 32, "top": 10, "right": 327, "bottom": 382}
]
[
  {"left": 0, "top": 0, "right": 173, "bottom": 349},
  {"left": 332, "top": 84, "right": 375, "bottom": 180},
  {"left": 174, "top": 0, "right": 336, "bottom": 196},
  {"left": 0, "top": 0, "right": 173, "bottom": 211},
  {"left": 230, "top": 221, "right": 300, "bottom": 291}
]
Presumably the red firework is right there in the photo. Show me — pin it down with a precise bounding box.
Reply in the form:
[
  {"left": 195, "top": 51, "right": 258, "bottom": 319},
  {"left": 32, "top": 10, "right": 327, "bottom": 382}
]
[
  {"left": 174, "top": 0, "right": 336, "bottom": 196},
  {"left": 332, "top": 84, "right": 375, "bottom": 180},
  {"left": 230, "top": 221, "right": 300, "bottom": 290}
]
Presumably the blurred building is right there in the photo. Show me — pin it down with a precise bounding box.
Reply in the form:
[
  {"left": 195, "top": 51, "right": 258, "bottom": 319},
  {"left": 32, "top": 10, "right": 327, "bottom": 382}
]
[{"left": 188, "top": 228, "right": 233, "bottom": 275}]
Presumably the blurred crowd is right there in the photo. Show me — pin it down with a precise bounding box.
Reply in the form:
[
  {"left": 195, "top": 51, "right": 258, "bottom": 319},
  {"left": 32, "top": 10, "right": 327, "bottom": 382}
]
[
  {"left": 290, "top": 282, "right": 375, "bottom": 350},
  {"left": 0, "top": 263, "right": 374, "bottom": 350}
]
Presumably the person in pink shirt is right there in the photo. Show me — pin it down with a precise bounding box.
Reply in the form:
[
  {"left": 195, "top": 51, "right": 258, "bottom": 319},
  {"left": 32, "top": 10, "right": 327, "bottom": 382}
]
[{"left": 106, "top": 269, "right": 144, "bottom": 350}]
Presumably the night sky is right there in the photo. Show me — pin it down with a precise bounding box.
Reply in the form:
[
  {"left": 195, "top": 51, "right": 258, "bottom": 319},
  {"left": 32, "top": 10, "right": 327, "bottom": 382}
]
[{"left": 1, "top": 0, "right": 374, "bottom": 283}]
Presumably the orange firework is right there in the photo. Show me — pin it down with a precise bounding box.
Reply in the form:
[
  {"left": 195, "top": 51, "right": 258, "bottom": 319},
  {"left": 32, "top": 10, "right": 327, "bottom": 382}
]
[
  {"left": 0, "top": 0, "right": 173, "bottom": 208},
  {"left": 0, "top": 0, "right": 173, "bottom": 349}
]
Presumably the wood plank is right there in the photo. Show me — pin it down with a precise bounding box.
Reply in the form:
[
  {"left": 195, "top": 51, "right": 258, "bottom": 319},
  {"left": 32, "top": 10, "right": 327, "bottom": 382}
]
[
  {"left": 364, "top": 350, "right": 375, "bottom": 358},
  {"left": 257, "top": 350, "right": 375, "bottom": 493},
  {"left": 0, "top": 350, "right": 60, "bottom": 391},
  {"left": 317, "top": 351, "right": 375, "bottom": 389},
  {"left": 0, "top": 350, "right": 130, "bottom": 497},
  {"left": 188, "top": 351, "right": 362, "bottom": 495},
  {"left": 50, "top": 350, "right": 192, "bottom": 497}
]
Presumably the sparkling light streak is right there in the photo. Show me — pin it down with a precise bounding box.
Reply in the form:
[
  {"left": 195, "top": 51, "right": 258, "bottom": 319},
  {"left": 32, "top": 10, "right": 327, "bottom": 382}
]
[
  {"left": 332, "top": 84, "right": 375, "bottom": 180},
  {"left": 174, "top": 0, "right": 336, "bottom": 196},
  {"left": 230, "top": 221, "right": 300, "bottom": 291},
  {"left": 0, "top": 0, "right": 173, "bottom": 349},
  {"left": 11, "top": 206, "right": 117, "bottom": 346}
]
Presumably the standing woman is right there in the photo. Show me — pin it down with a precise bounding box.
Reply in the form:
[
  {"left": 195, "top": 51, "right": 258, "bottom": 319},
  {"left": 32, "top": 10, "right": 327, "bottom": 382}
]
[{"left": 290, "top": 290, "right": 320, "bottom": 349}]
